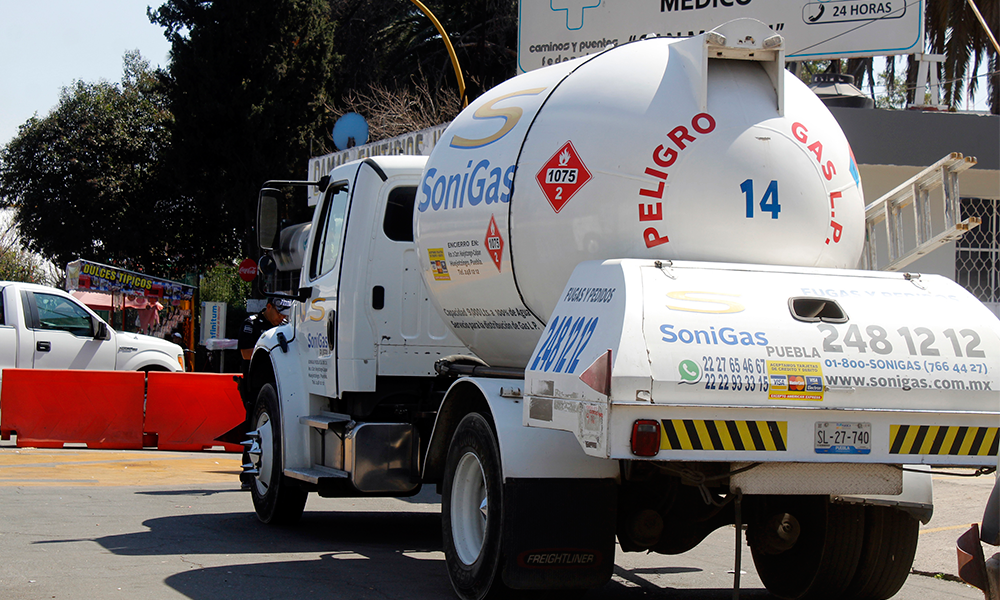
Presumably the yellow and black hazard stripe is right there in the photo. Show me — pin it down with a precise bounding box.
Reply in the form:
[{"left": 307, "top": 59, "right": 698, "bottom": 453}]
[
  {"left": 889, "top": 424, "right": 999, "bottom": 456},
  {"left": 660, "top": 419, "right": 787, "bottom": 452}
]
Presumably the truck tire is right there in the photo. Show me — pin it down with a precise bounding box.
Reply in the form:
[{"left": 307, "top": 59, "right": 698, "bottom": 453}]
[
  {"left": 442, "top": 412, "right": 507, "bottom": 600},
  {"left": 748, "top": 496, "right": 864, "bottom": 600},
  {"left": 843, "top": 505, "right": 919, "bottom": 599},
  {"left": 250, "top": 383, "right": 307, "bottom": 525}
]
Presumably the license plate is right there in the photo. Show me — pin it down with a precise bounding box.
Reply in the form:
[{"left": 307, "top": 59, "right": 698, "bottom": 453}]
[{"left": 814, "top": 421, "right": 871, "bottom": 454}]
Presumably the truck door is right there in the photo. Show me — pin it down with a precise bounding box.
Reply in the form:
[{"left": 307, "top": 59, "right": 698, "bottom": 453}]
[
  {"left": 0, "top": 288, "right": 19, "bottom": 392},
  {"left": 23, "top": 290, "right": 116, "bottom": 370},
  {"left": 297, "top": 179, "right": 351, "bottom": 397}
]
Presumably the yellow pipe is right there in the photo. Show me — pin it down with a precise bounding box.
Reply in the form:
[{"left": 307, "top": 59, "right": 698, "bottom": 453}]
[
  {"left": 409, "top": 0, "right": 468, "bottom": 107},
  {"left": 966, "top": 0, "right": 1000, "bottom": 56}
]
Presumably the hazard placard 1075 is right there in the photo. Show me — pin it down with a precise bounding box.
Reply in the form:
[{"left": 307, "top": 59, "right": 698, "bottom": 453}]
[
  {"left": 535, "top": 141, "right": 592, "bottom": 213},
  {"left": 545, "top": 168, "right": 578, "bottom": 184}
]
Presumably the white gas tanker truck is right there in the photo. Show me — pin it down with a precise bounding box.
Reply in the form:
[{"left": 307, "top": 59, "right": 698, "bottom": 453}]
[{"left": 244, "top": 20, "right": 999, "bottom": 600}]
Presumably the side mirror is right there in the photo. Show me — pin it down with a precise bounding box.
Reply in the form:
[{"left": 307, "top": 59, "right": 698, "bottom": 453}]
[
  {"left": 258, "top": 189, "right": 281, "bottom": 250},
  {"left": 94, "top": 320, "right": 111, "bottom": 341},
  {"left": 257, "top": 254, "right": 277, "bottom": 277},
  {"left": 256, "top": 254, "right": 276, "bottom": 296}
]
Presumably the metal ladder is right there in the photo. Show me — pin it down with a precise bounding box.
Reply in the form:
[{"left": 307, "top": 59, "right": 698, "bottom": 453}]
[{"left": 861, "top": 152, "right": 980, "bottom": 272}]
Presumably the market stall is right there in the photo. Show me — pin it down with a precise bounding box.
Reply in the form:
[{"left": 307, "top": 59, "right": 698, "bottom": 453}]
[{"left": 66, "top": 259, "right": 197, "bottom": 365}]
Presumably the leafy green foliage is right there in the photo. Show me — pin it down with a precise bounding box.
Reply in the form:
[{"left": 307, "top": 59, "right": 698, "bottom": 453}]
[
  {"left": 199, "top": 263, "right": 251, "bottom": 309},
  {"left": 0, "top": 220, "right": 50, "bottom": 284},
  {"left": 328, "top": 0, "right": 517, "bottom": 106},
  {"left": 149, "top": 0, "right": 340, "bottom": 260},
  {"left": 146, "top": 0, "right": 517, "bottom": 266},
  {"left": 924, "top": 0, "right": 998, "bottom": 112},
  {"left": 875, "top": 69, "right": 909, "bottom": 110},
  {"left": 0, "top": 52, "right": 182, "bottom": 274}
]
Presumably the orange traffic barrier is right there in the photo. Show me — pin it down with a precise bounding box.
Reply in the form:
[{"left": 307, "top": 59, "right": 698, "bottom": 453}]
[
  {"left": 0, "top": 370, "right": 146, "bottom": 449},
  {"left": 144, "top": 372, "right": 245, "bottom": 452},
  {"left": 0, "top": 370, "right": 246, "bottom": 452}
]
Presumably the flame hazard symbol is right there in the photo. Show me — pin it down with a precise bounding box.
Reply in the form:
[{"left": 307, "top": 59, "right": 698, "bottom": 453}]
[
  {"left": 535, "top": 141, "right": 592, "bottom": 213},
  {"left": 485, "top": 214, "right": 504, "bottom": 272}
]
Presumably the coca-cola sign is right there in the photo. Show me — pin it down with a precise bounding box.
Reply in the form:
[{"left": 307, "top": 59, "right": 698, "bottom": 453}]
[{"left": 238, "top": 258, "right": 257, "bottom": 282}]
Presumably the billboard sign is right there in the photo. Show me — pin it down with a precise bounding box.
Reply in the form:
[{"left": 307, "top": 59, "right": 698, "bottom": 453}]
[
  {"left": 307, "top": 122, "right": 450, "bottom": 205},
  {"left": 200, "top": 301, "right": 227, "bottom": 342},
  {"left": 518, "top": 0, "right": 923, "bottom": 72},
  {"left": 66, "top": 259, "right": 195, "bottom": 301}
]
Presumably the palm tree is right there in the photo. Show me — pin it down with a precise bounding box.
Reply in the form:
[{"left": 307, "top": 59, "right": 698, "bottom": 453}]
[{"left": 889, "top": 0, "right": 998, "bottom": 112}]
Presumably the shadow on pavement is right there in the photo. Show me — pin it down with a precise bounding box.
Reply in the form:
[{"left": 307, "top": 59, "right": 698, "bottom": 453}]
[{"left": 86, "top": 507, "right": 770, "bottom": 600}]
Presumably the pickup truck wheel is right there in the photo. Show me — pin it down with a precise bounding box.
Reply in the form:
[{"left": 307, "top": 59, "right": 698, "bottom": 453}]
[
  {"left": 748, "top": 496, "right": 864, "bottom": 600},
  {"left": 249, "top": 383, "right": 307, "bottom": 525},
  {"left": 442, "top": 412, "right": 507, "bottom": 600},
  {"left": 843, "top": 505, "right": 919, "bottom": 599}
]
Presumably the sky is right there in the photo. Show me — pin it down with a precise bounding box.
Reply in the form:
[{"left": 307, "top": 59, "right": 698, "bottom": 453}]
[{"left": 0, "top": 1, "right": 172, "bottom": 147}]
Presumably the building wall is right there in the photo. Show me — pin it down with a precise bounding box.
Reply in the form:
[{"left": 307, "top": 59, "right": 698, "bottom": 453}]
[{"left": 829, "top": 108, "right": 999, "bottom": 300}]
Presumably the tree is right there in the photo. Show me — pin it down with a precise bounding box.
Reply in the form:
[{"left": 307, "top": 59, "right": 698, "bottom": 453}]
[
  {"left": 925, "top": 0, "right": 998, "bottom": 111},
  {"left": 200, "top": 262, "right": 251, "bottom": 309},
  {"left": 327, "top": 0, "right": 517, "bottom": 103},
  {"left": 875, "top": 69, "right": 910, "bottom": 109},
  {"left": 147, "top": 0, "right": 518, "bottom": 263},
  {"left": 881, "top": 0, "right": 999, "bottom": 112},
  {"left": 149, "top": 0, "right": 340, "bottom": 260},
  {"left": 0, "top": 210, "right": 52, "bottom": 284},
  {"left": 0, "top": 52, "right": 182, "bottom": 273}
]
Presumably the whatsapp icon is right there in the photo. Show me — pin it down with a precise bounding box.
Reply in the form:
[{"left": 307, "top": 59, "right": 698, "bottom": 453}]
[{"left": 678, "top": 359, "right": 701, "bottom": 384}]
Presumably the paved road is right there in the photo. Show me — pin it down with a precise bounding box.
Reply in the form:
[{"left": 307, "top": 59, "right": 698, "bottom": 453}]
[{"left": 0, "top": 442, "right": 993, "bottom": 600}]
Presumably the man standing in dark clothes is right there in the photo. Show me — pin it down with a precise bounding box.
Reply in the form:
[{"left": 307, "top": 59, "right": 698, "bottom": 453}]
[{"left": 238, "top": 297, "right": 292, "bottom": 364}]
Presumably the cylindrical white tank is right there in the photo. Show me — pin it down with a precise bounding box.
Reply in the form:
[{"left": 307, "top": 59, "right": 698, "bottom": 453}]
[{"left": 415, "top": 20, "right": 865, "bottom": 367}]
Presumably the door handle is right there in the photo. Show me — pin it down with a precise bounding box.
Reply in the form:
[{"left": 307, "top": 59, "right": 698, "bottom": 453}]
[
  {"left": 36, "top": 341, "right": 51, "bottom": 352},
  {"left": 327, "top": 311, "right": 336, "bottom": 349}
]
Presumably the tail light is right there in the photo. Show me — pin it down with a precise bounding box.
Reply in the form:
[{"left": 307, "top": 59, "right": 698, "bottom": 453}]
[{"left": 631, "top": 419, "right": 661, "bottom": 457}]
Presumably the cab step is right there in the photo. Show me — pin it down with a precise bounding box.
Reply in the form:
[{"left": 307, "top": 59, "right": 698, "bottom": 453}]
[
  {"left": 284, "top": 465, "right": 349, "bottom": 484},
  {"left": 299, "top": 412, "right": 353, "bottom": 430}
]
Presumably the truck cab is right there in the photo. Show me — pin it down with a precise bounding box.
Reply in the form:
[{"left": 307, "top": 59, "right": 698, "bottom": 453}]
[{"left": 246, "top": 157, "right": 473, "bottom": 510}]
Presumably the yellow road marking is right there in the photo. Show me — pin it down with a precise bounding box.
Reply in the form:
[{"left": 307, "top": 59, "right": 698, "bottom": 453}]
[
  {"left": 0, "top": 448, "right": 241, "bottom": 486},
  {"left": 919, "top": 523, "right": 978, "bottom": 535}
]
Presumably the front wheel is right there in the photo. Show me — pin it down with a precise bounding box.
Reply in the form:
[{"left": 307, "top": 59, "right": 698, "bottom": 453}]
[
  {"left": 442, "top": 412, "right": 507, "bottom": 600},
  {"left": 248, "top": 383, "right": 307, "bottom": 525}
]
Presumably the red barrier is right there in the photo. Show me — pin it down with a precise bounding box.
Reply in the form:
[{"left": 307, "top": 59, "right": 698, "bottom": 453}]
[
  {"left": 0, "top": 370, "right": 146, "bottom": 449},
  {"left": 0, "top": 370, "right": 245, "bottom": 452},
  {"left": 144, "top": 372, "right": 245, "bottom": 452}
]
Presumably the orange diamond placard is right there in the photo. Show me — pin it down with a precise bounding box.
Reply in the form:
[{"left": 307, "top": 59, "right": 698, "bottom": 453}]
[
  {"left": 535, "top": 141, "right": 592, "bottom": 213},
  {"left": 485, "top": 214, "right": 504, "bottom": 272}
]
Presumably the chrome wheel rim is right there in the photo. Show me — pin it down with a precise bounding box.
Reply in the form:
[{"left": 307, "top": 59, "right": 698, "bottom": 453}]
[
  {"left": 451, "top": 451, "right": 488, "bottom": 565},
  {"left": 253, "top": 411, "right": 273, "bottom": 496}
]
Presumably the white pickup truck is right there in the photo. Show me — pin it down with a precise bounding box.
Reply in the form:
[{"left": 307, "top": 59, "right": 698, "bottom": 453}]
[{"left": 0, "top": 281, "right": 185, "bottom": 393}]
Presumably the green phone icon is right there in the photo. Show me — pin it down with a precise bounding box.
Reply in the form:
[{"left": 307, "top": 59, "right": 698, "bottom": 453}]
[{"left": 679, "top": 359, "right": 701, "bottom": 383}]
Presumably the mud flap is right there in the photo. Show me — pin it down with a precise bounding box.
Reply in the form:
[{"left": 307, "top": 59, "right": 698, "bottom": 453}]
[{"left": 502, "top": 478, "right": 617, "bottom": 590}]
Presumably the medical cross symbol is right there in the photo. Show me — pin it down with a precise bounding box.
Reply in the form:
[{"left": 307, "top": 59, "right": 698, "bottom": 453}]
[{"left": 550, "top": 0, "right": 601, "bottom": 31}]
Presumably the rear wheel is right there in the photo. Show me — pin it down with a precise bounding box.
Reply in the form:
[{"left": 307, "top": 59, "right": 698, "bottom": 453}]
[
  {"left": 248, "top": 383, "right": 307, "bottom": 525},
  {"left": 748, "top": 496, "right": 865, "bottom": 600},
  {"left": 844, "top": 505, "right": 920, "bottom": 599},
  {"left": 442, "top": 412, "right": 507, "bottom": 600}
]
